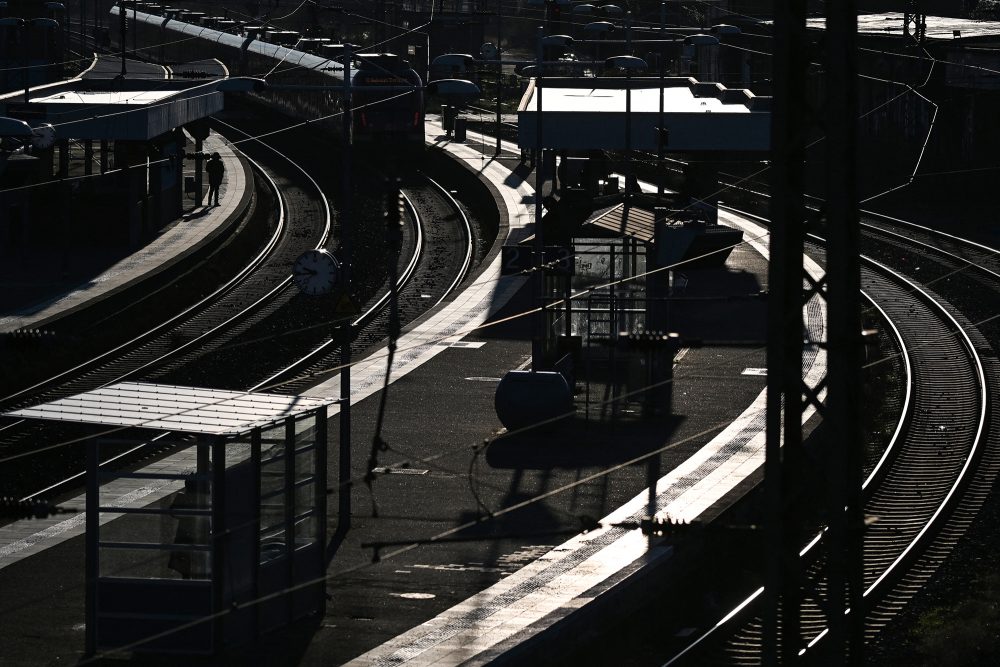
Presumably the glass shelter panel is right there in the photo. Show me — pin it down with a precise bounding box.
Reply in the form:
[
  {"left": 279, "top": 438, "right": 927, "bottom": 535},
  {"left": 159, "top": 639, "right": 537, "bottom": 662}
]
[
  {"left": 259, "top": 422, "right": 287, "bottom": 560},
  {"left": 95, "top": 438, "right": 214, "bottom": 581},
  {"left": 293, "top": 415, "right": 318, "bottom": 543}
]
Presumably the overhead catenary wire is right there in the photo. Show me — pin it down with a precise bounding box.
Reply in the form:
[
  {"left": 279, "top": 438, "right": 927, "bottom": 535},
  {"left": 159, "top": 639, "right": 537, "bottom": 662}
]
[{"left": 1, "top": 4, "right": 994, "bottom": 495}]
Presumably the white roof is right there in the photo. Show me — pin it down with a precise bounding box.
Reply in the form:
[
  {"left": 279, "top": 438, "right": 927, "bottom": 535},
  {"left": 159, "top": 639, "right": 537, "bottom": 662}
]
[
  {"left": 7, "top": 382, "right": 334, "bottom": 435},
  {"left": 31, "top": 90, "right": 177, "bottom": 105},
  {"left": 522, "top": 86, "right": 750, "bottom": 114},
  {"left": 517, "top": 78, "right": 769, "bottom": 151},
  {"left": 805, "top": 12, "right": 1000, "bottom": 41}
]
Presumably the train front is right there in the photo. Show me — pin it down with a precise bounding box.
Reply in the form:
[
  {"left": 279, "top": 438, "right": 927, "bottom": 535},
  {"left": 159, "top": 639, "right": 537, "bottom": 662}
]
[{"left": 350, "top": 54, "right": 425, "bottom": 153}]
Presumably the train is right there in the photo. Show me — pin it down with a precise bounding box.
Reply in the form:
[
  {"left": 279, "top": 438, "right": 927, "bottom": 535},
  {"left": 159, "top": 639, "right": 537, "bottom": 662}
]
[{"left": 107, "top": 5, "right": 425, "bottom": 147}]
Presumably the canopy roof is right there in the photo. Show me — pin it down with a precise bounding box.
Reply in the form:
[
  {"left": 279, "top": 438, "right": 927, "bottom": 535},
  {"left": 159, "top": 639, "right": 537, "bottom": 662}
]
[{"left": 6, "top": 382, "right": 334, "bottom": 436}]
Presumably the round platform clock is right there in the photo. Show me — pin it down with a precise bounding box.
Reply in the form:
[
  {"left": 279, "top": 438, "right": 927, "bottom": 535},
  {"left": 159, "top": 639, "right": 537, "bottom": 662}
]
[
  {"left": 31, "top": 124, "right": 56, "bottom": 151},
  {"left": 292, "top": 249, "right": 340, "bottom": 296}
]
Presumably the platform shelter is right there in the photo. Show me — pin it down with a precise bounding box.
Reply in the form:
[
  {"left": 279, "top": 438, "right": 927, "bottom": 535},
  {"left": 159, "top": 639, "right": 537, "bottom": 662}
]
[
  {"left": 8, "top": 382, "right": 336, "bottom": 656},
  {"left": 0, "top": 68, "right": 226, "bottom": 249},
  {"left": 499, "top": 76, "right": 768, "bottom": 423}
]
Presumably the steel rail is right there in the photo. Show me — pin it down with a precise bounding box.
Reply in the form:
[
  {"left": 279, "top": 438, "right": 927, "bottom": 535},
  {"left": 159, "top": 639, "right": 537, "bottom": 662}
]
[
  {"left": 14, "top": 138, "right": 334, "bottom": 502},
  {"left": 251, "top": 186, "right": 425, "bottom": 391},
  {"left": 664, "top": 222, "right": 989, "bottom": 665},
  {"left": 422, "top": 174, "right": 475, "bottom": 306}
]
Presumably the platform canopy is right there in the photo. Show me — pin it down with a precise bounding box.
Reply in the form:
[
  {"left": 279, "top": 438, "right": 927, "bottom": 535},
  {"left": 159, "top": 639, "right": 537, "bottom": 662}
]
[
  {"left": 517, "top": 76, "right": 770, "bottom": 152},
  {"left": 6, "top": 382, "right": 335, "bottom": 435},
  {"left": 804, "top": 12, "right": 1000, "bottom": 42},
  {"left": 0, "top": 77, "right": 224, "bottom": 141}
]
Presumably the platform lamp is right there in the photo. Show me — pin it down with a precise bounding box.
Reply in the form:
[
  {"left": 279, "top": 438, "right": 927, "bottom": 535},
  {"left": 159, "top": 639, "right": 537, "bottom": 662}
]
[
  {"left": 428, "top": 77, "right": 482, "bottom": 141},
  {"left": 605, "top": 54, "right": 647, "bottom": 205},
  {"left": 682, "top": 32, "right": 718, "bottom": 78},
  {"left": 1, "top": 17, "right": 59, "bottom": 101},
  {"left": 496, "top": 0, "right": 502, "bottom": 155},
  {"left": 710, "top": 23, "right": 741, "bottom": 85},
  {"left": 42, "top": 3, "right": 65, "bottom": 53},
  {"left": 582, "top": 20, "right": 613, "bottom": 65},
  {"left": 540, "top": 32, "right": 573, "bottom": 195}
]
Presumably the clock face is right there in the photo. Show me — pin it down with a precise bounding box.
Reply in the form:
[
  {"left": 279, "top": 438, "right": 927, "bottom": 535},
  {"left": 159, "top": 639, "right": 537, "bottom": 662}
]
[
  {"left": 292, "top": 249, "right": 340, "bottom": 296},
  {"left": 31, "top": 124, "right": 56, "bottom": 151}
]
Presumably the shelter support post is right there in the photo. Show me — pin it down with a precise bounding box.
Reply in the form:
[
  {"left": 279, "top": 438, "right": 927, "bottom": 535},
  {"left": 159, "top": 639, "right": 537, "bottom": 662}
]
[{"left": 85, "top": 439, "right": 99, "bottom": 657}]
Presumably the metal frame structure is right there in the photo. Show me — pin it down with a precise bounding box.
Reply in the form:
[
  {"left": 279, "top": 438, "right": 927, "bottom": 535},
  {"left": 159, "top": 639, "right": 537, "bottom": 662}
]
[
  {"left": 764, "top": 2, "right": 864, "bottom": 664},
  {"left": 7, "top": 382, "right": 333, "bottom": 657}
]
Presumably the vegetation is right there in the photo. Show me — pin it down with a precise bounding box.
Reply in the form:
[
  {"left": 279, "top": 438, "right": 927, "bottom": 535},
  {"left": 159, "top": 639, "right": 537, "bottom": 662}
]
[
  {"left": 972, "top": 0, "right": 1000, "bottom": 20},
  {"left": 910, "top": 570, "right": 1000, "bottom": 665}
]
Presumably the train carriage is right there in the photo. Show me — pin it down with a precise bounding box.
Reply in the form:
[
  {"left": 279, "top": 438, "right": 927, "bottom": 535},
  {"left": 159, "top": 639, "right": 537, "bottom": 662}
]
[{"left": 109, "top": 6, "right": 425, "bottom": 147}]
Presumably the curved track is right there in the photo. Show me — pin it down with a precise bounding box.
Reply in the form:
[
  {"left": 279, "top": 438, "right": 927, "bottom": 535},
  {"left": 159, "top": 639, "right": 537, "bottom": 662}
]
[
  {"left": 0, "top": 138, "right": 331, "bottom": 500},
  {"left": 261, "top": 172, "right": 476, "bottom": 395},
  {"left": 666, "top": 213, "right": 995, "bottom": 665}
]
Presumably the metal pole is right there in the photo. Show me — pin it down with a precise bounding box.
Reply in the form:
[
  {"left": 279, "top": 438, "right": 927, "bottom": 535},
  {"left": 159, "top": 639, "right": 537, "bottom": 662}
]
[
  {"left": 339, "top": 45, "right": 353, "bottom": 530},
  {"left": 131, "top": 0, "right": 136, "bottom": 58},
  {"left": 495, "top": 0, "right": 503, "bottom": 156},
  {"left": 22, "top": 25, "right": 29, "bottom": 102},
  {"left": 658, "top": 1, "right": 665, "bottom": 198},
  {"left": 825, "top": 1, "right": 864, "bottom": 661},
  {"left": 194, "top": 137, "right": 204, "bottom": 207},
  {"left": 764, "top": 0, "right": 808, "bottom": 664},
  {"left": 624, "top": 13, "right": 632, "bottom": 207},
  {"left": 211, "top": 438, "right": 226, "bottom": 649},
  {"left": 84, "top": 439, "right": 98, "bottom": 657},
  {"left": 119, "top": 3, "right": 126, "bottom": 77},
  {"left": 532, "top": 26, "right": 544, "bottom": 371}
]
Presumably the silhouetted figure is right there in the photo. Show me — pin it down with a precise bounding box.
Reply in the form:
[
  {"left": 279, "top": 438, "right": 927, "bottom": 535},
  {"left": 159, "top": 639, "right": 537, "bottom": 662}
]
[{"left": 205, "top": 152, "right": 225, "bottom": 206}]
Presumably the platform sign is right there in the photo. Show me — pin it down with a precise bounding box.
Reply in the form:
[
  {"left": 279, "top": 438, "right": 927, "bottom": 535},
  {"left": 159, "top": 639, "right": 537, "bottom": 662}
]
[
  {"left": 543, "top": 246, "right": 575, "bottom": 276},
  {"left": 501, "top": 245, "right": 575, "bottom": 276},
  {"left": 501, "top": 245, "right": 529, "bottom": 275}
]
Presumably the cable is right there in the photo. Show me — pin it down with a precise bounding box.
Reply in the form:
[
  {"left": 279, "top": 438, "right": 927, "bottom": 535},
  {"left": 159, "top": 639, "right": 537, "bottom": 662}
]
[{"left": 1, "top": 10, "right": 992, "bottom": 464}]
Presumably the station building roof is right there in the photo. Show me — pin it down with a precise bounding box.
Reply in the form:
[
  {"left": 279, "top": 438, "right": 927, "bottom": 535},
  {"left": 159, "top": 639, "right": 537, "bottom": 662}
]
[
  {"left": 517, "top": 77, "right": 770, "bottom": 152},
  {"left": 5, "top": 382, "right": 336, "bottom": 436},
  {"left": 0, "top": 75, "right": 224, "bottom": 141},
  {"left": 803, "top": 12, "right": 1000, "bottom": 42}
]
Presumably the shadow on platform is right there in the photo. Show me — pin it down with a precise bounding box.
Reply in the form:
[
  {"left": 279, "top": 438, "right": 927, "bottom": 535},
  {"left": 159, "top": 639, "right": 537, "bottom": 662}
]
[{"left": 486, "top": 414, "right": 685, "bottom": 470}]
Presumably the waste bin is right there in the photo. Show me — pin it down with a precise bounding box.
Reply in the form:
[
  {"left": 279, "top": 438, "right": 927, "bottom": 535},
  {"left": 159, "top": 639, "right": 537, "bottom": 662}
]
[
  {"left": 454, "top": 117, "right": 467, "bottom": 142},
  {"left": 442, "top": 105, "right": 457, "bottom": 134}
]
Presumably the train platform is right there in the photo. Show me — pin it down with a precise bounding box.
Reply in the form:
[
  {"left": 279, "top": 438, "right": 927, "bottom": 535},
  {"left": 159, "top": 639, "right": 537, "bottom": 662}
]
[
  {"left": 0, "top": 130, "right": 250, "bottom": 335},
  {"left": 0, "top": 122, "right": 823, "bottom": 666}
]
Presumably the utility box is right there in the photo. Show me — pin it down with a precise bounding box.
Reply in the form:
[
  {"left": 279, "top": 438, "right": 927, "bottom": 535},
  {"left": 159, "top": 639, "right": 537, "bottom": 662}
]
[{"left": 454, "top": 116, "right": 468, "bottom": 142}]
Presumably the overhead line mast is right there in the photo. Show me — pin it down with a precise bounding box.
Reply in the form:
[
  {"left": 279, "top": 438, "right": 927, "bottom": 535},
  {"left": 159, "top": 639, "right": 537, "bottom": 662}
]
[{"left": 765, "top": 1, "right": 864, "bottom": 664}]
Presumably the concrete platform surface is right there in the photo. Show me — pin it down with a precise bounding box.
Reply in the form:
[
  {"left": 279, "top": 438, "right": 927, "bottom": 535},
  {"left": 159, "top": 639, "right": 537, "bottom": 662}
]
[
  {"left": 0, "top": 130, "right": 249, "bottom": 334},
  {"left": 0, "top": 123, "right": 826, "bottom": 666}
]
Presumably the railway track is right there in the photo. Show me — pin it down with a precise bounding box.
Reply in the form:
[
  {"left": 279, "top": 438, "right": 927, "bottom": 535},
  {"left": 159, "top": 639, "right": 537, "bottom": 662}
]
[
  {"left": 664, "top": 212, "right": 997, "bottom": 664},
  {"left": 261, "top": 172, "right": 476, "bottom": 394},
  {"left": 410, "top": 129, "right": 997, "bottom": 663},
  {"left": 1, "top": 139, "right": 479, "bottom": 509},
  {"left": 0, "top": 136, "right": 331, "bottom": 501},
  {"left": 406, "top": 129, "right": 997, "bottom": 664}
]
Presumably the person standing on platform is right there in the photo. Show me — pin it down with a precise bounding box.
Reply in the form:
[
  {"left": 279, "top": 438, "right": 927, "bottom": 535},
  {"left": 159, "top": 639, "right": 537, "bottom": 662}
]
[{"left": 205, "top": 152, "right": 225, "bottom": 207}]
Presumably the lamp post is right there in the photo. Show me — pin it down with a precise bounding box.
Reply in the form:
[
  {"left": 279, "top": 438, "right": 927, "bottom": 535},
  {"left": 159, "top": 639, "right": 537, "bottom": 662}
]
[
  {"left": 605, "top": 55, "right": 646, "bottom": 204},
  {"left": 119, "top": 2, "right": 126, "bottom": 76},
  {"left": 340, "top": 44, "right": 353, "bottom": 531},
  {"left": 534, "top": 25, "right": 544, "bottom": 371},
  {"left": 659, "top": 1, "right": 665, "bottom": 198},
  {"left": 495, "top": 0, "right": 503, "bottom": 156}
]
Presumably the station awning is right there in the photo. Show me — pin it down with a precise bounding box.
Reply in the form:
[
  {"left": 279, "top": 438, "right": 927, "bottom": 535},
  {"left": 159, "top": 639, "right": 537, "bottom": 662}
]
[
  {"left": 6, "top": 382, "right": 336, "bottom": 435},
  {"left": 0, "top": 77, "right": 224, "bottom": 141},
  {"left": 517, "top": 76, "right": 770, "bottom": 152}
]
